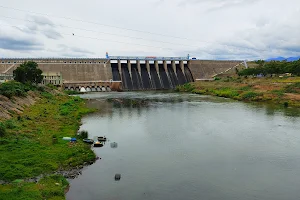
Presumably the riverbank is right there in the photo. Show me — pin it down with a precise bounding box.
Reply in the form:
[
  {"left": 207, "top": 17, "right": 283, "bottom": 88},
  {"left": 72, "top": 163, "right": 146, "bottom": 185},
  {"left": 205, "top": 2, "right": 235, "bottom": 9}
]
[
  {"left": 0, "top": 89, "right": 96, "bottom": 199},
  {"left": 176, "top": 77, "right": 300, "bottom": 107}
]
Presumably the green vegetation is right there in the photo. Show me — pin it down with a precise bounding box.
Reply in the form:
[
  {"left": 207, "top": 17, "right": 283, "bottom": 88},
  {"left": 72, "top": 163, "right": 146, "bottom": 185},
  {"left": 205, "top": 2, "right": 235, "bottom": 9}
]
[
  {"left": 0, "top": 175, "right": 69, "bottom": 200},
  {"left": 13, "top": 61, "right": 43, "bottom": 85},
  {"left": 284, "top": 82, "right": 300, "bottom": 93},
  {"left": 176, "top": 76, "right": 300, "bottom": 107},
  {"left": 0, "top": 81, "right": 45, "bottom": 98},
  {"left": 0, "top": 122, "right": 6, "bottom": 137},
  {"left": 175, "top": 83, "right": 195, "bottom": 92},
  {"left": 240, "top": 91, "right": 261, "bottom": 100},
  {"left": 0, "top": 93, "right": 95, "bottom": 181},
  {"left": 238, "top": 60, "right": 300, "bottom": 76},
  {"left": 0, "top": 86, "right": 96, "bottom": 199},
  {"left": 0, "top": 81, "right": 28, "bottom": 98},
  {"left": 78, "top": 130, "right": 89, "bottom": 139}
]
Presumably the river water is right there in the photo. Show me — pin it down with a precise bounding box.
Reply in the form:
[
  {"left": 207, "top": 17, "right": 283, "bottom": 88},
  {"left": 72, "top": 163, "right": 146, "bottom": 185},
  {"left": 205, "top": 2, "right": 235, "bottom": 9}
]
[{"left": 67, "top": 92, "right": 300, "bottom": 200}]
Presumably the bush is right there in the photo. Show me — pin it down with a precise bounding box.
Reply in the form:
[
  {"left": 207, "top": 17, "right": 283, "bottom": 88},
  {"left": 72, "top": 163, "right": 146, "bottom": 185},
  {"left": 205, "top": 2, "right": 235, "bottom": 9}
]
[
  {"left": 78, "top": 130, "right": 89, "bottom": 139},
  {"left": 212, "top": 88, "right": 240, "bottom": 98},
  {"left": 46, "top": 83, "right": 56, "bottom": 90},
  {"left": 271, "top": 90, "right": 285, "bottom": 97},
  {"left": 284, "top": 82, "right": 300, "bottom": 93},
  {"left": 41, "top": 92, "right": 54, "bottom": 99},
  {"left": 175, "top": 83, "right": 195, "bottom": 92},
  {"left": 241, "top": 91, "right": 261, "bottom": 99},
  {"left": 0, "top": 81, "right": 27, "bottom": 98},
  {"left": 240, "top": 86, "right": 252, "bottom": 91},
  {"left": 5, "top": 120, "right": 17, "bottom": 129},
  {"left": 0, "top": 123, "right": 6, "bottom": 137}
]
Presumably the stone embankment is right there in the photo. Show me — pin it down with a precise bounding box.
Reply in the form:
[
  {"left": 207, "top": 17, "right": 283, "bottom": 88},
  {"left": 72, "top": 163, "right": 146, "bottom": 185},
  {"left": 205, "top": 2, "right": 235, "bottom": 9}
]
[{"left": 0, "top": 91, "right": 39, "bottom": 120}]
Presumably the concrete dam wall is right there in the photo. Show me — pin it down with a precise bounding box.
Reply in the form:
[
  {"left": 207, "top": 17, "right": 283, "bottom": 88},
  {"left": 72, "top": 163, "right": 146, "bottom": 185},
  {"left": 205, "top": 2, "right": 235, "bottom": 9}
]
[
  {"left": 0, "top": 59, "right": 112, "bottom": 82},
  {"left": 0, "top": 58, "right": 241, "bottom": 91}
]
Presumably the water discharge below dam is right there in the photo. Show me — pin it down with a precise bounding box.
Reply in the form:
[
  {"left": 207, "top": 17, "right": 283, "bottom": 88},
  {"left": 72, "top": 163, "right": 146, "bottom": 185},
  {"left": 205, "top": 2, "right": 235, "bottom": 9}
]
[{"left": 67, "top": 92, "right": 300, "bottom": 200}]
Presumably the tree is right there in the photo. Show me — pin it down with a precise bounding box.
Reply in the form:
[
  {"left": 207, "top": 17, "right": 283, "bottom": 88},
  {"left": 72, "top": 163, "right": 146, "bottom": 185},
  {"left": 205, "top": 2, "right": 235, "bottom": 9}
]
[{"left": 13, "top": 61, "right": 43, "bottom": 85}]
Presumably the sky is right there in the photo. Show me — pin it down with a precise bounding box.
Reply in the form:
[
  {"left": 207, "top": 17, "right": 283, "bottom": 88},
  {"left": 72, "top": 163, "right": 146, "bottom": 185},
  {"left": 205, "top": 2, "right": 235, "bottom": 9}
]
[{"left": 0, "top": 0, "right": 299, "bottom": 60}]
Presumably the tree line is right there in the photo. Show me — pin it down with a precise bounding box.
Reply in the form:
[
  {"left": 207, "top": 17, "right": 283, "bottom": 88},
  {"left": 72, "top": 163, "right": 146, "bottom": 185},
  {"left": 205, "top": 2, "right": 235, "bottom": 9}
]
[
  {"left": 0, "top": 61, "right": 43, "bottom": 98},
  {"left": 238, "top": 60, "right": 300, "bottom": 76}
]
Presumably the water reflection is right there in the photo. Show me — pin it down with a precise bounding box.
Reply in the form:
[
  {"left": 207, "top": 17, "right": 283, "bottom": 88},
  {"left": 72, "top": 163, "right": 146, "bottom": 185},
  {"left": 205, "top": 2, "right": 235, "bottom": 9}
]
[
  {"left": 83, "top": 92, "right": 300, "bottom": 119},
  {"left": 67, "top": 92, "right": 300, "bottom": 200}
]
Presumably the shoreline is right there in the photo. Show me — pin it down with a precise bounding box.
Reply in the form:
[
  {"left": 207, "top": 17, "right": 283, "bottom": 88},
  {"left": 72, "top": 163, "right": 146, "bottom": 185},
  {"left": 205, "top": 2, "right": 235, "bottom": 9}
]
[
  {"left": 176, "top": 77, "right": 300, "bottom": 108},
  {"left": 0, "top": 89, "right": 97, "bottom": 199}
]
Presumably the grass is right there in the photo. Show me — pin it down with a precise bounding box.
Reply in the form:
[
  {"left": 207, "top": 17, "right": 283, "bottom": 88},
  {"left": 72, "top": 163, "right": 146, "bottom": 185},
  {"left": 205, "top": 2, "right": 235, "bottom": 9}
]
[
  {"left": 284, "top": 82, "right": 300, "bottom": 93},
  {"left": 176, "top": 77, "right": 300, "bottom": 107},
  {"left": 240, "top": 91, "right": 261, "bottom": 100},
  {"left": 0, "top": 175, "right": 69, "bottom": 200},
  {"left": 175, "top": 83, "right": 195, "bottom": 92},
  {"left": 0, "top": 90, "right": 96, "bottom": 199}
]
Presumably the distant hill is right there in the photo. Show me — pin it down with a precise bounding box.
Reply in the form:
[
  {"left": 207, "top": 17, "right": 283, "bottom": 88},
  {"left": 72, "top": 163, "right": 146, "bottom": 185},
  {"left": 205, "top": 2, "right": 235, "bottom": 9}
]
[{"left": 266, "top": 56, "right": 300, "bottom": 62}]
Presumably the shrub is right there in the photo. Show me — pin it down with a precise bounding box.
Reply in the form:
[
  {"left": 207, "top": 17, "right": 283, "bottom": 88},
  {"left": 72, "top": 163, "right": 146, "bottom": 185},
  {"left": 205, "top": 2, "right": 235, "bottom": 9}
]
[
  {"left": 0, "top": 81, "right": 27, "bottom": 98},
  {"left": 46, "top": 83, "right": 56, "bottom": 90},
  {"left": 41, "top": 92, "right": 54, "bottom": 99},
  {"left": 37, "top": 86, "right": 45, "bottom": 92},
  {"left": 0, "top": 123, "right": 6, "bottom": 137},
  {"left": 5, "top": 120, "right": 16, "bottom": 129},
  {"left": 271, "top": 90, "right": 285, "bottom": 97},
  {"left": 240, "top": 86, "right": 252, "bottom": 91},
  {"left": 212, "top": 88, "right": 240, "bottom": 98},
  {"left": 241, "top": 91, "right": 261, "bottom": 99},
  {"left": 175, "top": 83, "right": 195, "bottom": 92},
  {"left": 78, "top": 130, "right": 89, "bottom": 139},
  {"left": 284, "top": 82, "right": 300, "bottom": 93}
]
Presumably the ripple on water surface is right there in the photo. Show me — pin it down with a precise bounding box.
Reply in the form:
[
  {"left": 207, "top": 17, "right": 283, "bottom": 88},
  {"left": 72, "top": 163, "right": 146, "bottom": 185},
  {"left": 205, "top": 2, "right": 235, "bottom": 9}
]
[{"left": 67, "top": 92, "right": 300, "bottom": 200}]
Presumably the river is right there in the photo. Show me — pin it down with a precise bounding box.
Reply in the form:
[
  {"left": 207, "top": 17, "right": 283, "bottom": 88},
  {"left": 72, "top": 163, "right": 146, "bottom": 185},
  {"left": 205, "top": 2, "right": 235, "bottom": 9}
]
[{"left": 66, "top": 92, "right": 300, "bottom": 200}]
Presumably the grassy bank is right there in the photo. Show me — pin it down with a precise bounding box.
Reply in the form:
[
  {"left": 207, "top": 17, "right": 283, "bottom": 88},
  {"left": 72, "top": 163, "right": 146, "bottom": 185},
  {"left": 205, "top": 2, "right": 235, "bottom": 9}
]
[
  {"left": 0, "top": 88, "right": 95, "bottom": 199},
  {"left": 176, "top": 77, "right": 300, "bottom": 107},
  {"left": 0, "top": 175, "right": 69, "bottom": 200}
]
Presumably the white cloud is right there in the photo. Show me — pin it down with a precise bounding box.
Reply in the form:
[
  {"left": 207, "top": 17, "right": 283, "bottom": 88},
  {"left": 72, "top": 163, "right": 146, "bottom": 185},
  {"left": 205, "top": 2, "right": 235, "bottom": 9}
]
[{"left": 0, "top": 0, "right": 299, "bottom": 60}]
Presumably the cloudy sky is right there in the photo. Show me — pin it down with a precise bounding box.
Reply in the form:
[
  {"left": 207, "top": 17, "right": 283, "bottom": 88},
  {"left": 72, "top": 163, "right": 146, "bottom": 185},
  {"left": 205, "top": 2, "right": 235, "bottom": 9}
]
[{"left": 0, "top": 0, "right": 299, "bottom": 60}]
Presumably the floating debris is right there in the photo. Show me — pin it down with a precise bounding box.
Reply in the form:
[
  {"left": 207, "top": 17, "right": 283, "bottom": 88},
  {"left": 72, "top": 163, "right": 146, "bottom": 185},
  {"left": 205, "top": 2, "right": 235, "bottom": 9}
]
[
  {"left": 115, "top": 174, "right": 121, "bottom": 181},
  {"left": 110, "top": 142, "right": 118, "bottom": 148}
]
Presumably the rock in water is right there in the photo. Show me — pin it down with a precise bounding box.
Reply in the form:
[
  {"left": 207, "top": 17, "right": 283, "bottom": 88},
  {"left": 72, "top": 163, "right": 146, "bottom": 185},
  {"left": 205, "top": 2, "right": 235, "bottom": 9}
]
[{"left": 115, "top": 174, "right": 121, "bottom": 181}]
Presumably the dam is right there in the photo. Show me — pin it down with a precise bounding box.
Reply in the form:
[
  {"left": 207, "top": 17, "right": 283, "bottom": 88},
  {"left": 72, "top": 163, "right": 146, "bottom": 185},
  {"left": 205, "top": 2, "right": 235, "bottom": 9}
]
[{"left": 0, "top": 57, "right": 241, "bottom": 91}]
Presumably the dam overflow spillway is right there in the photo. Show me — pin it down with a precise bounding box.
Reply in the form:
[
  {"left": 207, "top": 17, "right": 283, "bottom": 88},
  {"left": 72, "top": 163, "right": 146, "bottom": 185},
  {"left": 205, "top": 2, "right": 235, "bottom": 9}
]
[{"left": 110, "top": 59, "right": 194, "bottom": 91}]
